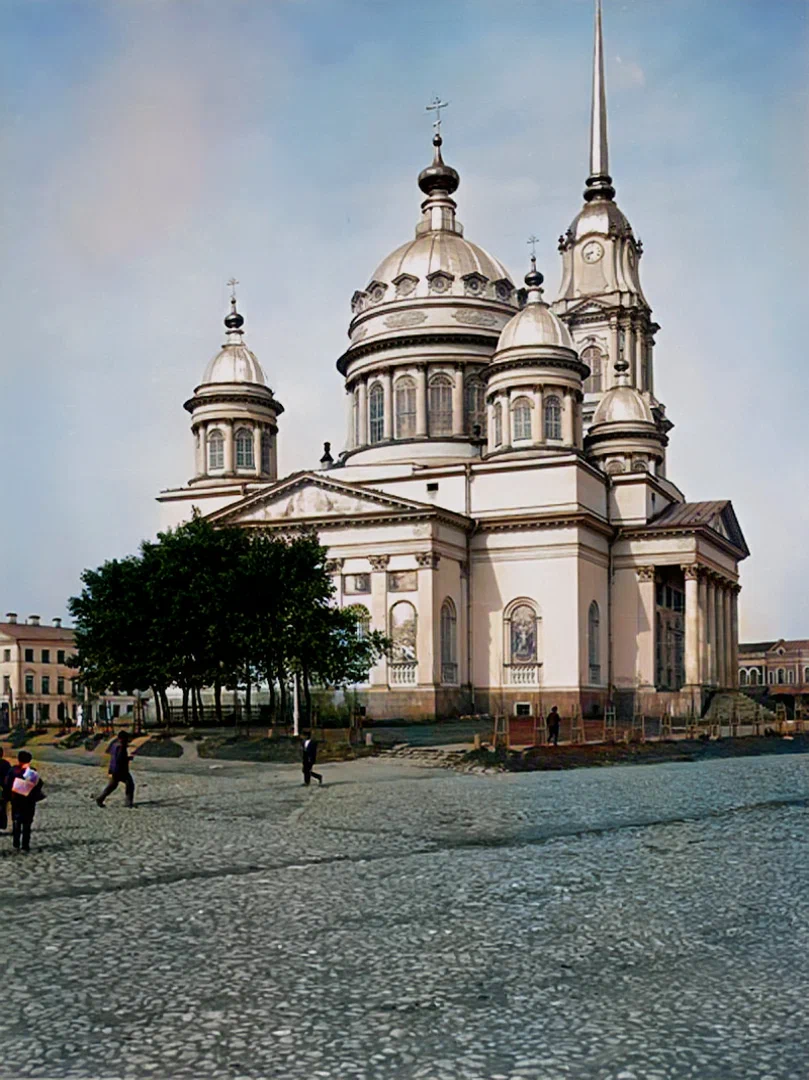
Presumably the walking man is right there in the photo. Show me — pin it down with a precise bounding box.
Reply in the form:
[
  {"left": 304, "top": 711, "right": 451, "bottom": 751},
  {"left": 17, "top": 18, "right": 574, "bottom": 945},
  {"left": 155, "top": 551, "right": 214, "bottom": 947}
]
[
  {"left": 96, "top": 730, "right": 135, "bottom": 808},
  {"left": 6, "top": 750, "right": 44, "bottom": 853},
  {"left": 547, "top": 705, "right": 561, "bottom": 747},
  {"left": 301, "top": 732, "right": 323, "bottom": 787}
]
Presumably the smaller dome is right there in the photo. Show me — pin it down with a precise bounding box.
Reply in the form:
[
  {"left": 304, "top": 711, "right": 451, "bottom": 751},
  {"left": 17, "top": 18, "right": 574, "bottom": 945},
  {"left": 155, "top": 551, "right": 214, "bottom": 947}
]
[
  {"left": 497, "top": 296, "right": 574, "bottom": 352},
  {"left": 592, "top": 385, "right": 653, "bottom": 426},
  {"left": 202, "top": 343, "right": 266, "bottom": 386}
]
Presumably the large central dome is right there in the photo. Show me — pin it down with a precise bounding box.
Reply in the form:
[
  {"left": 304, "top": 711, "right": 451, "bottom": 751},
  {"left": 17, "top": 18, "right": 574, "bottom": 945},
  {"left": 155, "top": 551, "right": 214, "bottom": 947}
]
[{"left": 336, "top": 132, "right": 518, "bottom": 467}]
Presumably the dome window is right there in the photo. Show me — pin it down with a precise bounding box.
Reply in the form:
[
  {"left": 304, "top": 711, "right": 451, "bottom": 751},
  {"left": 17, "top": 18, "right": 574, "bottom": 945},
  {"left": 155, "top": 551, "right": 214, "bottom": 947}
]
[
  {"left": 428, "top": 374, "right": 453, "bottom": 436},
  {"left": 395, "top": 376, "right": 417, "bottom": 439},
  {"left": 493, "top": 402, "right": 503, "bottom": 447},
  {"left": 366, "top": 280, "right": 388, "bottom": 305},
  {"left": 582, "top": 344, "right": 603, "bottom": 393},
  {"left": 368, "top": 383, "right": 384, "bottom": 444},
  {"left": 493, "top": 278, "right": 514, "bottom": 303},
  {"left": 392, "top": 273, "right": 418, "bottom": 298},
  {"left": 207, "top": 430, "right": 224, "bottom": 471},
  {"left": 465, "top": 377, "right": 486, "bottom": 436},
  {"left": 235, "top": 428, "right": 254, "bottom": 469},
  {"left": 544, "top": 395, "right": 562, "bottom": 441},
  {"left": 426, "top": 270, "right": 454, "bottom": 295},
  {"left": 512, "top": 397, "right": 533, "bottom": 442},
  {"left": 462, "top": 272, "right": 489, "bottom": 297},
  {"left": 351, "top": 290, "right": 368, "bottom": 315}
]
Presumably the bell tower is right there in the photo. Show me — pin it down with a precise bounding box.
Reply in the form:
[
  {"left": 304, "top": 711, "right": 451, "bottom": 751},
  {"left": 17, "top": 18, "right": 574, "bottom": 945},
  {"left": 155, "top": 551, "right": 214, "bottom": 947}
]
[{"left": 553, "top": 0, "right": 669, "bottom": 437}]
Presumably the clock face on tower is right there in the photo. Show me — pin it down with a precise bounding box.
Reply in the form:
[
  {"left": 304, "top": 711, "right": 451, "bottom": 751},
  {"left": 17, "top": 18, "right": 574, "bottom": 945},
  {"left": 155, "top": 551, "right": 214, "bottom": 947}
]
[{"left": 582, "top": 240, "right": 604, "bottom": 264}]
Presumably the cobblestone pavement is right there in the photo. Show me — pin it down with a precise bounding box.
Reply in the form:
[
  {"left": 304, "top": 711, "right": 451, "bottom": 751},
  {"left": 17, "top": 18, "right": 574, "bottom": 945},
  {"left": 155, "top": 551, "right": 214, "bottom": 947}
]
[{"left": 2, "top": 750, "right": 808, "bottom": 1080}]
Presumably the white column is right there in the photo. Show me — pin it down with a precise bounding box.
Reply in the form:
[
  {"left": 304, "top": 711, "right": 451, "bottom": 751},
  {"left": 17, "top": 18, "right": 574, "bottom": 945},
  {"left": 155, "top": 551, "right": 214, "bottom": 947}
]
[
  {"left": 609, "top": 318, "right": 619, "bottom": 389},
  {"left": 532, "top": 386, "right": 543, "bottom": 443},
  {"left": 730, "top": 587, "right": 740, "bottom": 690},
  {"left": 633, "top": 322, "right": 644, "bottom": 389},
  {"left": 574, "top": 396, "right": 583, "bottom": 447},
  {"left": 683, "top": 565, "right": 700, "bottom": 686},
  {"left": 270, "top": 434, "right": 278, "bottom": 479},
  {"left": 452, "top": 367, "right": 464, "bottom": 436},
  {"left": 369, "top": 558, "right": 388, "bottom": 687},
  {"left": 416, "top": 554, "right": 438, "bottom": 685},
  {"left": 715, "top": 581, "right": 725, "bottom": 687},
  {"left": 502, "top": 392, "right": 512, "bottom": 448},
  {"left": 486, "top": 400, "right": 495, "bottom": 453},
  {"left": 562, "top": 389, "right": 574, "bottom": 445},
  {"left": 346, "top": 389, "right": 355, "bottom": 449},
  {"left": 637, "top": 566, "right": 656, "bottom": 689},
  {"left": 415, "top": 367, "right": 427, "bottom": 436},
  {"left": 698, "top": 571, "right": 708, "bottom": 687},
  {"left": 723, "top": 586, "right": 733, "bottom": 689},
  {"left": 706, "top": 577, "right": 716, "bottom": 684},
  {"left": 223, "top": 420, "right": 234, "bottom": 474},
  {"left": 357, "top": 379, "right": 368, "bottom": 446},
  {"left": 252, "top": 426, "right": 261, "bottom": 476},
  {"left": 381, "top": 371, "right": 392, "bottom": 440}
]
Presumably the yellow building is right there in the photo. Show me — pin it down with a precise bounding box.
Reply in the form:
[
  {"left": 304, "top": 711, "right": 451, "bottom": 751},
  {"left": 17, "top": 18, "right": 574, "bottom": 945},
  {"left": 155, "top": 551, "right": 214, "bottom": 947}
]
[{"left": 0, "top": 614, "right": 77, "bottom": 726}]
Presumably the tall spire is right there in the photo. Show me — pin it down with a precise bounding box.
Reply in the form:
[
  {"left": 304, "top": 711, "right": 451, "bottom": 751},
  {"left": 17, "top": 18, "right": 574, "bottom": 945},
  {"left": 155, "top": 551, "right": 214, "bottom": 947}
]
[{"left": 584, "top": 0, "right": 615, "bottom": 203}]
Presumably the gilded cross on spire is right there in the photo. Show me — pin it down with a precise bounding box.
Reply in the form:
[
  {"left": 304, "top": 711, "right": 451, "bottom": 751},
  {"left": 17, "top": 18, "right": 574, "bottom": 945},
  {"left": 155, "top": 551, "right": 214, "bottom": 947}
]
[
  {"left": 527, "top": 235, "right": 539, "bottom": 259},
  {"left": 426, "top": 96, "right": 449, "bottom": 133},
  {"left": 227, "top": 277, "right": 239, "bottom": 302}
]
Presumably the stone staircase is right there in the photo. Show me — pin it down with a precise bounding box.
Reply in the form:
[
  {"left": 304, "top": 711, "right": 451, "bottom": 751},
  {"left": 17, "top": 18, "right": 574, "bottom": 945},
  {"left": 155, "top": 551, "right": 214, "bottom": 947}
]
[
  {"left": 383, "top": 745, "right": 469, "bottom": 768},
  {"left": 703, "top": 691, "right": 777, "bottom": 726}
]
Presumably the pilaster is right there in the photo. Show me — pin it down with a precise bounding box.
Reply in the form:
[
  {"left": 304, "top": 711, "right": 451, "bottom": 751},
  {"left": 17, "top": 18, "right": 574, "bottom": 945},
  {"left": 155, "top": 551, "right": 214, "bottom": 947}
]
[
  {"left": 452, "top": 367, "right": 464, "bottom": 436},
  {"left": 415, "top": 366, "right": 427, "bottom": 437},
  {"left": 636, "top": 565, "right": 656, "bottom": 689},
  {"left": 415, "top": 553, "right": 439, "bottom": 687},
  {"left": 532, "top": 386, "right": 544, "bottom": 442},
  {"left": 682, "top": 564, "right": 701, "bottom": 686},
  {"left": 358, "top": 379, "right": 368, "bottom": 446},
  {"left": 381, "top": 371, "right": 392, "bottom": 440}
]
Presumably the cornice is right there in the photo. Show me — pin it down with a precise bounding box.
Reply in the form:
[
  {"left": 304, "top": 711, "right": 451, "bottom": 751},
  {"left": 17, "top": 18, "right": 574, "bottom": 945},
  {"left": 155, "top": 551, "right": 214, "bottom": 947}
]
[
  {"left": 619, "top": 523, "right": 748, "bottom": 562},
  {"left": 476, "top": 509, "right": 613, "bottom": 539},
  {"left": 185, "top": 392, "right": 284, "bottom": 416},
  {"left": 485, "top": 355, "right": 590, "bottom": 381},
  {"left": 337, "top": 331, "right": 497, "bottom": 375}
]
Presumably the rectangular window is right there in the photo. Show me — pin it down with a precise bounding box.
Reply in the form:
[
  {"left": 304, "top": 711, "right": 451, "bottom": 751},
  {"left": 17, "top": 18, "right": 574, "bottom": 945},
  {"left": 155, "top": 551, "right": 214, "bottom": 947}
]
[
  {"left": 388, "top": 570, "right": 417, "bottom": 593},
  {"left": 3, "top": 649, "right": 9, "bottom": 662},
  {"left": 41, "top": 676, "right": 50, "bottom": 695},
  {"left": 395, "top": 381, "right": 416, "bottom": 439},
  {"left": 343, "top": 573, "right": 371, "bottom": 595},
  {"left": 41, "top": 649, "right": 50, "bottom": 663},
  {"left": 3, "top": 675, "right": 9, "bottom": 694},
  {"left": 515, "top": 702, "right": 531, "bottom": 717},
  {"left": 24, "top": 648, "right": 34, "bottom": 662},
  {"left": 113, "top": 704, "right": 121, "bottom": 718},
  {"left": 40, "top": 703, "right": 50, "bottom": 722},
  {"left": 25, "top": 703, "right": 34, "bottom": 723},
  {"left": 428, "top": 378, "right": 453, "bottom": 436},
  {"left": 25, "top": 675, "right": 34, "bottom": 694},
  {"left": 57, "top": 677, "right": 65, "bottom": 695},
  {"left": 57, "top": 650, "right": 65, "bottom": 664}
]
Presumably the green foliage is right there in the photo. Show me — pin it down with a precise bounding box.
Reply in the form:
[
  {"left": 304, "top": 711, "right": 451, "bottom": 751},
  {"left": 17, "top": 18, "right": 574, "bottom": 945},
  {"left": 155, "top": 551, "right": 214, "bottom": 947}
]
[
  {"left": 69, "top": 518, "right": 390, "bottom": 724},
  {"left": 135, "top": 737, "right": 183, "bottom": 758}
]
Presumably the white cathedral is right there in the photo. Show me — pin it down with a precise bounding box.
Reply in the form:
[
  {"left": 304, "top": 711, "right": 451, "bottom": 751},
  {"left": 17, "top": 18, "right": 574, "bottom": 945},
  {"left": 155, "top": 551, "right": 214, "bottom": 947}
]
[{"left": 158, "top": 3, "right": 749, "bottom": 721}]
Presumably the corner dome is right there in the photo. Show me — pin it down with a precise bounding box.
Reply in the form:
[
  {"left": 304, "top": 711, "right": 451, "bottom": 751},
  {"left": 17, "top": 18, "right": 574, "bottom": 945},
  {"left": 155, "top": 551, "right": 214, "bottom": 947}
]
[
  {"left": 497, "top": 295, "right": 574, "bottom": 352},
  {"left": 592, "top": 383, "right": 653, "bottom": 426}
]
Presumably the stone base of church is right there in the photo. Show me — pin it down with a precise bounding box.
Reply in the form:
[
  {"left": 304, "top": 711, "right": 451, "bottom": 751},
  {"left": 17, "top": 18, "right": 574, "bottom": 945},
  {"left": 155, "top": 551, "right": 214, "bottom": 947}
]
[
  {"left": 613, "top": 686, "right": 710, "bottom": 722},
  {"left": 360, "top": 685, "right": 473, "bottom": 721},
  {"left": 471, "top": 688, "right": 609, "bottom": 720}
]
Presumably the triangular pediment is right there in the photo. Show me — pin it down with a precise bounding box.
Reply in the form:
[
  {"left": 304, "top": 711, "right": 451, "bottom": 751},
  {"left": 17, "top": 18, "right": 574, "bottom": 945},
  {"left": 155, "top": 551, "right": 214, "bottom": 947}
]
[
  {"left": 206, "top": 472, "right": 445, "bottom": 527},
  {"left": 711, "top": 503, "right": 749, "bottom": 556},
  {"left": 566, "top": 298, "right": 611, "bottom": 318}
]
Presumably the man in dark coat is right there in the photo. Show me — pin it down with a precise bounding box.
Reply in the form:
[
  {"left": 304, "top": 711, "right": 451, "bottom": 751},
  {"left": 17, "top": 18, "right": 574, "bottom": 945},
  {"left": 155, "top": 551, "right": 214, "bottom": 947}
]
[
  {"left": 547, "top": 706, "right": 561, "bottom": 747},
  {"left": 301, "top": 733, "right": 323, "bottom": 787},
  {"left": 0, "top": 746, "right": 11, "bottom": 832},
  {"left": 6, "top": 750, "right": 44, "bottom": 852},
  {"left": 96, "top": 730, "right": 135, "bottom": 808}
]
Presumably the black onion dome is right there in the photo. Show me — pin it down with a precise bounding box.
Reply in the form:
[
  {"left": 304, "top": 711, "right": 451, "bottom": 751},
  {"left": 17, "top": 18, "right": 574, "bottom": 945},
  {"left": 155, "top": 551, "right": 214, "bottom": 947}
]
[
  {"left": 525, "top": 256, "right": 544, "bottom": 289},
  {"left": 224, "top": 298, "right": 244, "bottom": 331},
  {"left": 417, "top": 134, "right": 460, "bottom": 196}
]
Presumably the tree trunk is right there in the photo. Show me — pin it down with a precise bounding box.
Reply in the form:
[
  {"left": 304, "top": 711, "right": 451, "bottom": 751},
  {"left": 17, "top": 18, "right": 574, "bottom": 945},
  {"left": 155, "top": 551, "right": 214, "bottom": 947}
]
[
  {"left": 302, "top": 667, "right": 312, "bottom": 727},
  {"left": 278, "top": 669, "right": 288, "bottom": 730},
  {"left": 195, "top": 685, "right": 204, "bottom": 723},
  {"left": 181, "top": 685, "right": 189, "bottom": 726},
  {"left": 191, "top": 685, "right": 198, "bottom": 725},
  {"left": 151, "top": 686, "right": 162, "bottom": 725},
  {"left": 245, "top": 675, "right": 252, "bottom": 736},
  {"left": 160, "top": 688, "right": 171, "bottom": 728},
  {"left": 214, "top": 679, "right": 222, "bottom": 724},
  {"left": 268, "top": 679, "right": 276, "bottom": 725}
]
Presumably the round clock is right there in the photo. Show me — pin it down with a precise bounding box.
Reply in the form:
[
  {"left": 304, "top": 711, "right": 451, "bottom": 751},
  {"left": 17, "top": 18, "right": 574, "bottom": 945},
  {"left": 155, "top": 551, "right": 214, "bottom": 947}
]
[{"left": 582, "top": 240, "right": 604, "bottom": 264}]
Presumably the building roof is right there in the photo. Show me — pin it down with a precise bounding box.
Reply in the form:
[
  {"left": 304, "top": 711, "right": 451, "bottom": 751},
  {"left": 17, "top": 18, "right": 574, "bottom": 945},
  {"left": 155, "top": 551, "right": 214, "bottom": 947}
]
[
  {"left": 0, "top": 623, "right": 74, "bottom": 642},
  {"left": 645, "top": 500, "right": 750, "bottom": 558},
  {"left": 739, "top": 639, "right": 809, "bottom": 655}
]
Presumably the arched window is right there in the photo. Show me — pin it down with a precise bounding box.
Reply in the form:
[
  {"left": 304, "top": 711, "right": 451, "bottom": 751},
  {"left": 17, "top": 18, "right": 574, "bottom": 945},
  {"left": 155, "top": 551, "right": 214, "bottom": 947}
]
[
  {"left": 506, "top": 601, "right": 538, "bottom": 665},
  {"left": 465, "top": 378, "right": 486, "bottom": 436},
  {"left": 348, "top": 604, "right": 371, "bottom": 639},
  {"left": 544, "top": 395, "right": 562, "bottom": 440},
  {"left": 395, "top": 377, "right": 416, "bottom": 439},
  {"left": 512, "top": 396, "right": 532, "bottom": 441},
  {"left": 493, "top": 401, "right": 503, "bottom": 447},
  {"left": 749, "top": 668, "right": 760, "bottom": 686},
  {"left": 429, "top": 374, "right": 453, "bottom": 436},
  {"left": 777, "top": 668, "right": 785, "bottom": 685},
  {"left": 582, "top": 345, "right": 603, "bottom": 394},
  {"left": 588, "top": 601, "right": 601, "bottom": 683},
  {"left": 768, "top": 670, "right": 775, "bottom": 685},
  {"left": 261, "top": 432, "right": 272, "bottom": 474},
  {"left": 368, "top": 382, "right": 384, "bottom": 444},
  {"left": 390, "top": 601, "right": 417, "bottom": 663},
  {"left": 440, "top": 599, "right": 457, "bottom": 684},
  {"left": 739, "top": 669, "right": 748, "bottom": 686},
  {"left": 804, "top": 667, "right": 809, "bottom": 685},
  {"left": 207, "top": 429, "right": 224, "bottom": 470},
  {"left": 235, "top": 427, "right": 254, "bottom": 468},
  {"left": 788, "top": 669, "right": 795, "bottom": 684}
]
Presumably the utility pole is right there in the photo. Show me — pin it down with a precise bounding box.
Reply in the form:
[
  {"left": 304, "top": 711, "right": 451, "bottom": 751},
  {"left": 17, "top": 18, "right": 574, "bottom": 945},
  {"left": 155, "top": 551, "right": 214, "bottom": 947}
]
[{"left": 292, "top": 675, "right": 300, "bottom": 737}]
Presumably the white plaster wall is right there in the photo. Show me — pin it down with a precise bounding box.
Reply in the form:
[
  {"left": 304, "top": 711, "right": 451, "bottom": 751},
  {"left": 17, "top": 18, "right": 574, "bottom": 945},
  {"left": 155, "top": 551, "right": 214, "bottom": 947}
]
[{"left": 578, "top": 540, "right": 610, "bottom": 686}]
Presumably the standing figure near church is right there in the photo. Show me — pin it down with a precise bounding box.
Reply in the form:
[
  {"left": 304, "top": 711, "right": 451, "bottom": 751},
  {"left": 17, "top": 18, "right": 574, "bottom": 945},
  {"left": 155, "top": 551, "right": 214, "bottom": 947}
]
[
  {"left": 96, "top": 730, "right": 135, "bottom": 808},
  {"left": 6, "top": 750, "right": 45, "bottom": 853},
  {"left": 0, "top": 746, "right": 11, "bottom": 832},
  {"left": 301, "top": 733, "right": 323, "bottom": 787},
  {"left": 547, "top": 706, "right": 561, "bottom": 747}
]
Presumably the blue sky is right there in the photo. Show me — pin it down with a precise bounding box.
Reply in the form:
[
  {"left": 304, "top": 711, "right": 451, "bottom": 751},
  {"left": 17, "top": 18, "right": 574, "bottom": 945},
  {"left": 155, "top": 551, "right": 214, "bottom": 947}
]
[{"left": 0, "top": 0, "right": 806, "bottom": 639}]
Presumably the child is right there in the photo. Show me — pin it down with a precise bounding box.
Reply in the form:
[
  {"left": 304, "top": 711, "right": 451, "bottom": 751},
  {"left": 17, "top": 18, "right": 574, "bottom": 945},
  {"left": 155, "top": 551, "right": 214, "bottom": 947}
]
[{"left": 5, "top": 750, "right": 44, "bottom": 853}]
